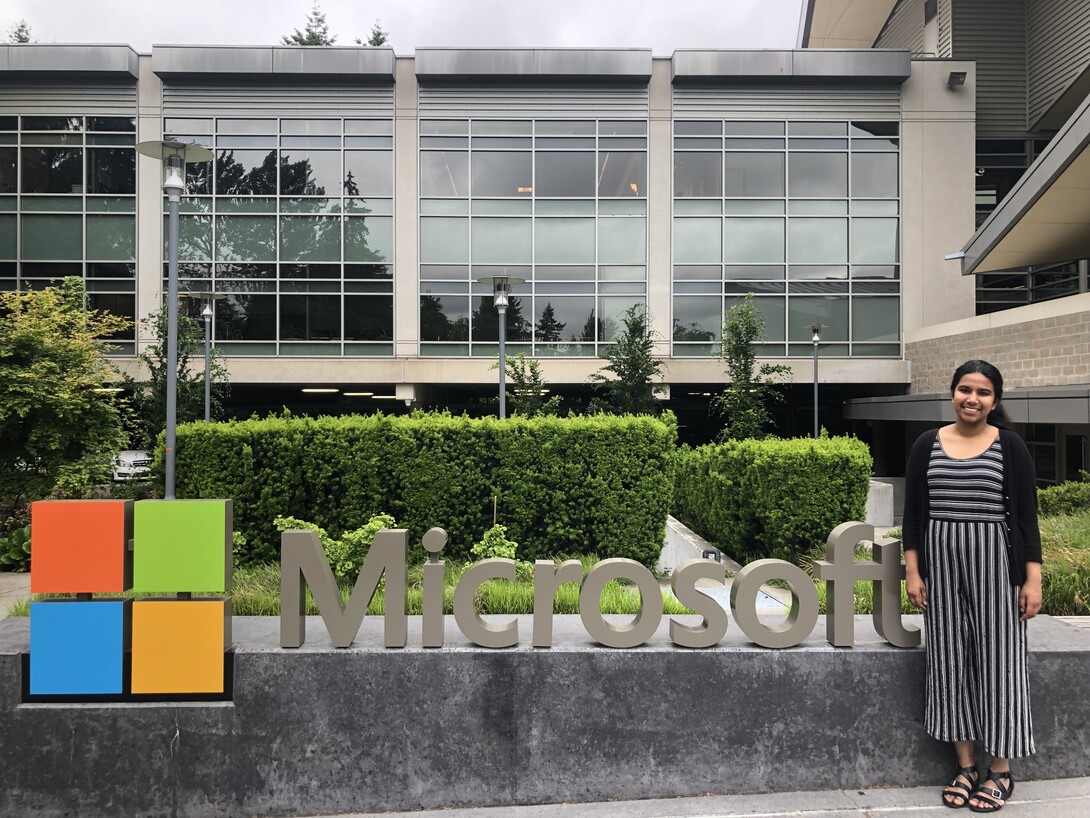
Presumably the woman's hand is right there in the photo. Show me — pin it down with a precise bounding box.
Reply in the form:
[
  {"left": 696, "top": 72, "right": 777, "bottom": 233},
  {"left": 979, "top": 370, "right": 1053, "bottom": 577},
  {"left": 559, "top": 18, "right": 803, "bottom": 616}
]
[
  {"left": 1020, "top": 563, "right": 1043, "bottom": 621},
  {"left": 906, "top": 572, "right": 927, "bottom": 611}
]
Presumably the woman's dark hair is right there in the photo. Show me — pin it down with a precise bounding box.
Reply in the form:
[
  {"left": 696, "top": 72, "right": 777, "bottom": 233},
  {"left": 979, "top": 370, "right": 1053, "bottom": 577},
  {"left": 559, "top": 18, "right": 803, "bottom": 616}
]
[{"left": 950, "top": 359, "right": 1009, "bottom": 428}]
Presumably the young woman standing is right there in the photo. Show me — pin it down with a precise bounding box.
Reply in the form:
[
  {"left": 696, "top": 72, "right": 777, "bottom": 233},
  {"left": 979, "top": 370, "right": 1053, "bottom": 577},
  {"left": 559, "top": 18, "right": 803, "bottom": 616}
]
[{"left": 902, "top": 360, "right": 1042, "bottom": 813}]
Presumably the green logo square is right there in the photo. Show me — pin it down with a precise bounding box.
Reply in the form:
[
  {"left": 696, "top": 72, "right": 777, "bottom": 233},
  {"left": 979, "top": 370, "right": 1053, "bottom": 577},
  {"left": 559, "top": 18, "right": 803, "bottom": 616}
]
[{"left": 132, "top": 500, "right": 233, "bottom": 593}]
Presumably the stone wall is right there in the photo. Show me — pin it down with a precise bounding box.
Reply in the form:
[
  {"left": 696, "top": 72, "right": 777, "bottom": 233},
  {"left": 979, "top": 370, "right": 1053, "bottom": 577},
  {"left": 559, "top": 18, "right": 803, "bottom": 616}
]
[{"left": 906, "top": 298, "right": 1090, "bottom": 394}]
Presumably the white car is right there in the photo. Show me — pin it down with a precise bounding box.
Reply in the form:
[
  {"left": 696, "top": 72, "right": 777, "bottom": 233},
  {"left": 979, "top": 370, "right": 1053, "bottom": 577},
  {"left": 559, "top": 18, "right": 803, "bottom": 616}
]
[{"left": 112, "top": 449, "right": 152, "bottom": 482}]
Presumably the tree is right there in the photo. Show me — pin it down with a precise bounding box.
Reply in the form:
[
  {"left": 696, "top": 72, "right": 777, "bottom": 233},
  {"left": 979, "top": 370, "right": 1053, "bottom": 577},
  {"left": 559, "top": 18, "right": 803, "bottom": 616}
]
[
  {"left": 495, "top": 353, "right": 561, "bottom": 417},
  {"left": 0, "top": 278, "right": 128, "bottom": 526},
  {"left": 7, "top": 20, "right": 32, "bottom": 43},
  {"left": 589, "top": 304, "right": 663, "bottom": 415},
  {"left": 714, "top": 293, "right": 790, "bottom": 440},
  {"left": 282, "top": 3, "right": 336, "bottom": 45},
  {"left": 124, "top": 304, "right": 230, "bottom": 449},
  {"left": 535, "top": 302, "right": 566, "bottom": 342},
  {"left": 356, "top": 20, "right": 389, "bottom": 46}
]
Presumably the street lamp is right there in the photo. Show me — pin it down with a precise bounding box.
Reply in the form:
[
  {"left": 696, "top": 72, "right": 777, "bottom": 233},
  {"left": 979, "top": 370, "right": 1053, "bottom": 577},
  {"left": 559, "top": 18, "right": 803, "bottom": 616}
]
[
  {"left": 476, "top": 274, "right": 525, "bottom": 419},
  {"left": 182, "top": 291, "right": 227, "bottom": 422},
  {"left": 136, "top": 140, "right": 213, "bottom": 499},
  {"left": 810, "top": 324, "right": 822, "bottom": 439}
]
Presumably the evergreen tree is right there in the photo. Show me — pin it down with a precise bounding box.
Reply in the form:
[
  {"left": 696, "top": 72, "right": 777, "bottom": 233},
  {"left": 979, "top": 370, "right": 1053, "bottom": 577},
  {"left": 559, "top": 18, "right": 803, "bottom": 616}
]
[
  {"left": 589, "top": 304, "right": 662, "bottom": 415},
  {"left": 282, "top": 3, "right": 336, "bottom": 45},
  {"left": 714, "top": 293, "right": 790, "bottom": 440},
  {"left": 7, "top": 20, "right": 32, "bottom": 43},
  {"left": 356, "top": 20, "right": 389, "bottom": 46},
  {"left": 535, "top": 302, "right": 567, "bottom": 342}
]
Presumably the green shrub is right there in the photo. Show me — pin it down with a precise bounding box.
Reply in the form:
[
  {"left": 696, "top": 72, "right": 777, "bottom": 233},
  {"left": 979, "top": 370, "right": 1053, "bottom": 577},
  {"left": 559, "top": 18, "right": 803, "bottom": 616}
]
[
  {"left": 1038, "top": 472, "right": 1090, "bottom": 517},
  {"left": 173, "top": 412, "right": 676, "bottom": 568},
  {"left": 1040, "top": 510, "right": 1090, "bottom": 615},
  {"left": 273, "top": 512, "right": 395, "bottom": 579},
  {"left": 471, "top": 523, "right": 533, "bottom": 581},
  {"left": 0, "top": 521, "right": 31, "bottom": 572},
  {"left": 674, "top": 435, "right": 872, "bottom": 565}
]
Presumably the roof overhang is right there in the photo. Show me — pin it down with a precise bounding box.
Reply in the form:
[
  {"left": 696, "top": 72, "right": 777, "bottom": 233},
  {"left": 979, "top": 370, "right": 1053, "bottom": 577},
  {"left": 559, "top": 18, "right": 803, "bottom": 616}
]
[
  {"left": 846, "top": 384, "right": 1090, "bottom": 425},
  {"left": 798, "top": 0, "right": 899, "bottom": 49},
  {"left": 0, "top": 44, "right": 139, "bottom": 79},
  {"left": 959, "top": 89, "right": 1090, "bottom": 275}
]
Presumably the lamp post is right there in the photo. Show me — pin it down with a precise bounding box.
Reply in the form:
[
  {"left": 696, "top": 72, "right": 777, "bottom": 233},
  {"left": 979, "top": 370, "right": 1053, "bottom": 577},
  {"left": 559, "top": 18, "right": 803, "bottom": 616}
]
[
  {"left": 136, "top": 140, "right": 213, "bottom": 499},
  {"left": 476, "top": 274, "right": 525, "bottom": 419},
  {"left": 182, "top": 291, "right": 227, "bottom": 422},
  {"left": 810, "top": 324, "right": 822, "bottom": 439}
]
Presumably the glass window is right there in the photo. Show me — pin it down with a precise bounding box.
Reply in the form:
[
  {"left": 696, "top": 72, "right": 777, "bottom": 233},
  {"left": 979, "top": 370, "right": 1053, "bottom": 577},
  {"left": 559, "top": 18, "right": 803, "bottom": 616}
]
[
  {"left": 789, "top": 218, "right": 847, "bottom": 265},
  {"left": 673, "top": 296, "right": 721, "bottom": 341},
  {"left": 723, "top": 218, "right": 785, "bottom": 264},
  {"left": 850, "top": 153, "right": 898, "bottom": 198},
  {"left": 216, "top": 149, "right": 277, "bottom": 195},
  {"left": 0, "top": 147, "right": 14, "bottom": 193},
  {"left": 421, "top": 294, "right": 470, "bottom": 341},
  {"left": 473, "top": 294, "right": 531, "bottom": 342},
  {"left": 215, "top": 215, "right": 276, "bottom": 261},
  {"left": 535, "top": 218, "right": 595, "bottom": 263},
  {"left": 280, "top": 295, "right": 340, "bottom": 340},
  {"left": 675, "top": 121, "right": 722, "bottom": 136},
  {"left": 724, "top": 153, "right": 784, "bottom": 197},
  {"left": 420, "top": 217, "right": 468, "bottom": 263},
  {"left": 472, "top": 217, "right": 532, "bottom": 263},
  {"left": 344, "top": 151, "right": 392, "bottom": 196},
  {"left": 534, "top": 296, "right": 595, "bottom": 342},
  {"left": 87, "top": 149, "right": 135, "bottom": 195},
  {"left": 0, "top": 215, "right": 16, "bottom": 258},
  {"left": 788, "top": 153, "right": 847, "bottom": 198},
  {"left": 345, "top": 295, "right": 392, "bottom": 341},
  {"left": 471, "top": 152, "right": 532, "bottom": 197},
  {"left": 216, "top": 294, "right": 276, "bottom": 340},
  {"left": 280, "top": 215, "right": 341, "bottom": 262},
  {"left": 598, "top": 217, "right": 646, "bottom": 264},
  {"left": 22, "top": 214, "right": 81, "bottom": 260},
  {"left": 599, "top": 297, "right": 645, "bottom": 342},
  {"left": 674, "top": 153, "right": 722, "bottom": 198},
  {"left": 598, "top": 152, "right": 646, "bottom": 197},
  {"left": 174, "top": 215, "right": 212, "bottom": 261},
  {"left": 22, "top": 147, "right": 83, "bottom": 194},
  {"left": 788, "top": 296, "right": 848, "bottom": 341},
  {"left": 853, "top": 296, "right": 899, "bottom": 343},
  {"left": 536, "top": 121, "right": 594, "bottom": 136},
  {"left": 345, "top": 216, "right": 392, "bottom": 263},
  {"left": 87, "top": 215, "right": 135, "bottom": 261},
  {"left": 535, "top": 152, "right": 595, "bottom": 197},
  {"left": 851, "top": 218, "right": 899, "bottom": 264},
  {"left": 279, "top": 150, "right": 341, "bottom": 196},
  {"left": 673, "top": 218, "right": 722, "bottom": 264},
  {"left": 420, "top": 151, "right": 468, "bottom": 197}
]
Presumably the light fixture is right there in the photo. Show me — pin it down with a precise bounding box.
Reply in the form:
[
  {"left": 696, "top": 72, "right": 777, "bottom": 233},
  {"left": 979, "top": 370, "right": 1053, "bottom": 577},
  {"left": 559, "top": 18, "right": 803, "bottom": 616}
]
[
  {"left": 629, "top": 182, "right": 638, "bottom": 194},
  {"left": 343, "top": 392, "right": 374, "bottom": 397},
  {"left": 301, "top": 388, "right": 340, "bottom": 393},
  {"left": 810, "top": 324, "right": 823, "bottom": 439},
  {"left": 517, "top": 186, "right": 532, "bottom": 193},
  {"left": 947, "top": 71, "right": 967, "bottom": 89},
  {"left": 93, "top": 387, "right": 125, "bottom": 394},
  {"left": 135, "top": 139, "right": 213, "bottom": 500},
  {"left": 372, "top": 395, "right": 398, "bottom": 400},
  {"left": 476, "top": 273, "right": 526, "bottom": 419},
  {"left": 180, "top": 291, "right": 227, "bottom": 422}
]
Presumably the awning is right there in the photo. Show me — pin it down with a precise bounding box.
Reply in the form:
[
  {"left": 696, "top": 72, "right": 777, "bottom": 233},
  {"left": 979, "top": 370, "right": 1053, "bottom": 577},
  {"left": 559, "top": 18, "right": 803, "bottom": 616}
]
[
  {"left": 797, "top": 0, "right": 898, "bottom": 49},
  {"left": 959, "top": 89, "right": 1090, "bottom": 275}
]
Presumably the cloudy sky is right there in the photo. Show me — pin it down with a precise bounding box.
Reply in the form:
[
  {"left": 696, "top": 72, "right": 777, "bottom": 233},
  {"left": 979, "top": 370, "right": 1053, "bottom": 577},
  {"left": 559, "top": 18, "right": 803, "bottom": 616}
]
[{"left": 5, "top": 0, "right": 806, "bottom": 55}]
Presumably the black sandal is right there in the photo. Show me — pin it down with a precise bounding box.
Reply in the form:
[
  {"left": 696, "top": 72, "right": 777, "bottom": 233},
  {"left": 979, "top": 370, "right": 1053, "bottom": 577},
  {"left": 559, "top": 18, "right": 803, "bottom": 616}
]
[
  {"left": 942, "top": 765, "right": 979, "bottom": 809},
  {"left": 969, "top": 769, "right": 1014, "bottom": 813}
]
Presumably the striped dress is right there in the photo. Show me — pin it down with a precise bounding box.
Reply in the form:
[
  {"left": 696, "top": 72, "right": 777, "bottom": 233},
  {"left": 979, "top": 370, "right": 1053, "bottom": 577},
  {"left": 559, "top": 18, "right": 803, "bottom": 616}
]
[{"left": 923, "top": 434, "right": 1035, "bottom": 758}]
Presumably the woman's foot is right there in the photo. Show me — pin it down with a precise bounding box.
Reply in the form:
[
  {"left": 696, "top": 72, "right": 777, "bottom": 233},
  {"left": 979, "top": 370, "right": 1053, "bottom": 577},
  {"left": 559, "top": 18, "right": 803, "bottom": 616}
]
[
  {"left": 943, "top": 765, "right": 979, "bottom": 809},
  {"left": 969, "top": 768, "right": 1014, "bottom": 813}
]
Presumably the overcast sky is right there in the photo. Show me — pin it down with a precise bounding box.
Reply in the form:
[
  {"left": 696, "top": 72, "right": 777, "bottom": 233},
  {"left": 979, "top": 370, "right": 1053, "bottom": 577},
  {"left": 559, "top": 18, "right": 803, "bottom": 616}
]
[{"left": 5, "top": 1, "right": 806, "bottom": 55}]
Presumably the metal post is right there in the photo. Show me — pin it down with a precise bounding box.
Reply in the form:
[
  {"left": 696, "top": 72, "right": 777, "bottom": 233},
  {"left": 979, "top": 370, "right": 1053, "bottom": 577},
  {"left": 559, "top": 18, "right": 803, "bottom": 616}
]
[
  {"left": 498, "top": 306, "right": 507, "bottom": 419},
  {"left": 812, "top": 332, "right": 819, "bottom": 439},
  {"left": 165, "top": 194, "right": 180, "bottom": 499},
  {"left": 203, "top": 307, "right": 211, "bottom": 422}
]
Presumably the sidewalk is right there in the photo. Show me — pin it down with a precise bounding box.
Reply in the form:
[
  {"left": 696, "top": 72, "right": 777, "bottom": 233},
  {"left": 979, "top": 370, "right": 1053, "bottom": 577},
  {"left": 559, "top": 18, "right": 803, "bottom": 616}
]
[
  {"left": 302, "top": 776, "right": 1090, "bottom": 817},
  {"left": 0, "top": 571, "right": 30, "bottom": 619}
]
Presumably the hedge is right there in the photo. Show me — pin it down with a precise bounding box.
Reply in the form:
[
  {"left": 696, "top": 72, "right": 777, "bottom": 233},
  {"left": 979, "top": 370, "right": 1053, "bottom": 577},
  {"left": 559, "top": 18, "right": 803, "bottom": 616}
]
[
  {"left": 1038, "top": 474, "right": 1090, "bottom": 518},
  {"left": 166, "top": 411, "right": 677, "bottom": 568},
  {"left": 673, "top": 435, "right": 872, "bottom": 565}
]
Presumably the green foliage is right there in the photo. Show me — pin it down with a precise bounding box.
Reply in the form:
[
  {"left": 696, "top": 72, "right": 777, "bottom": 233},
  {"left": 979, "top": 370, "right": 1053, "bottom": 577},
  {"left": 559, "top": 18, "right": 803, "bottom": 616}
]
[
  {"left": 174, "top": 411, "right": 677, "bottom": 568},
  {"left": 8, "top": 20, "right": 32, "bottom": 43},
  {"left": 0, "top": 521, "right": 31, "bottom": 572},
  {"left": 589, "top": 304, "right": 663, "bottom": 415},
  {"left": 282, "top": 3, "right": 336, "bottom": 45},
  {"left": 0, "top": 278, "right": 128, "bottom": 527},
  {"left": 356, "top": 20, "right": 389, "bottom": 46},
  {"left": 123, "top": 304, "right": 229, "bottom": 449},
  {"left": 1039, "top": 510, "right": 1090, "bottom": 615},
  {"left": 274, "top": 512, "right": 395, "bottom": 579},
  {"left": 498, "top": 353, "right": 561, "bottom": 417},
  {"left": 674, "top": 435, "right": 872, "bottom": 565},
  {"left": 1038, "top": 471, "right": 1090, "bottom": 517},
  {"left": 471, "top": 523, "right": 533, "bottom": 581},
  {"left": 714, "top": 293, "right": 790, "bottom": 440}
]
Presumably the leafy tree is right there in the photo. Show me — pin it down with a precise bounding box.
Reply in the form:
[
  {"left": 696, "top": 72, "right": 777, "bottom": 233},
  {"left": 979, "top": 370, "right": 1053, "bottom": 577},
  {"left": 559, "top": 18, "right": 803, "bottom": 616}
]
[
  {"left": 123, "top": 304, "right": 229, "bottom": 449},
  {"left": 7, "top": 20, "right": 31, "bottom": 43},
  {"left": 356, "top": 20, "right": 389, "bottom": 46},
  {"left": 714, "top": 293, "right": 790, "bottom": 440},
  {"left": 496, "top": 353, "right": 561, "bottom": 417},
  {"left": 0, "top": 278, "right": 128, "bottom": 527},
  {"left": 589, "top": 304, "right": 662, "bottom": 415},
  {"left": 282, "top": 3, "right": 336, "bottom": 45},
  {"left": 535, "top": 301, "right": 566, "bottom": 342}
]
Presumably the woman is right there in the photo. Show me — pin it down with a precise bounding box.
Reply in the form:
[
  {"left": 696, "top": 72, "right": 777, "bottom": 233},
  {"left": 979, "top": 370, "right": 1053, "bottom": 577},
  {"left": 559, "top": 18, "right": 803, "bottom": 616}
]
[{"left": 902, "top": 360, "right": 1042, "bottom": 813}]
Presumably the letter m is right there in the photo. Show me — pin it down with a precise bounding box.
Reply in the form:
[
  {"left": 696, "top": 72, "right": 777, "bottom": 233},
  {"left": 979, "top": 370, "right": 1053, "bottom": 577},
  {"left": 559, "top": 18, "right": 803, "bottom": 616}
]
[{"left": 279, "top": 529, "right": 408, "bottom": 648}]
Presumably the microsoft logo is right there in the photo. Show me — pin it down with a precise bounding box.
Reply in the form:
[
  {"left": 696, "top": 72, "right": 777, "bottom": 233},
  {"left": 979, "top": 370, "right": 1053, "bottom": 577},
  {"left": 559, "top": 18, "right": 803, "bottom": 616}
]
[{"left": 27, "top": 499, "right": 232, "bottom": 700}]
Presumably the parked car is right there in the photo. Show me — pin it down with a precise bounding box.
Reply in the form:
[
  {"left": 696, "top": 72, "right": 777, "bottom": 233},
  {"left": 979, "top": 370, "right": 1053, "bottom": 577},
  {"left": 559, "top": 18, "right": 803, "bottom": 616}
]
[{"left": 112, "top": 450, "right": 151, "bottom": 482}]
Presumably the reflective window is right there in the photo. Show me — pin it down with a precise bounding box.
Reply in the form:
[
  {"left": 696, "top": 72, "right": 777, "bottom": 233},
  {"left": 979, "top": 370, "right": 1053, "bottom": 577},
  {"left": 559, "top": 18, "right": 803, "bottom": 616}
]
[
  {"left": 724, "top": 153, "right": 784, "bottom": 197},
  {"left": 535, "top": 152, "right": 595, "bottom": 197},
  {"left": 789, "top": 218, "right": 847, "bottom": 264},
  {"left": 723, "top": 218, "right": 784, "bottom": 264},
  {"left": 279, "top": 150, "right": 342, "bottom": 196},
  {"left": 420, "top": 152, "right": 468, "bottom": 197},
  {"left": 472, "top": 152, "right": 532, "bottom": 197},
  {"left": 674, "top": 153, "right": 722, "bottom": 198},
  {"left": 87, "top": 149, "right": 135, "bottom": 194},
  {"left": 789, "top": 153, "right": 847, "bottom": 198},
  {"left": 598, "top": 152, "right": 646, "bottom": 197},
  {"left": 217, "top": 149, "right": 277, "bottom": 195},
  {"left": 851, "top": 153, "right": 898, "bottom": 198},
  {"left": 344, "top": 151, "right": 392, "bottom": 196},
  {"left": 22, "top": 148, "right": 82, "bottom": 193}
]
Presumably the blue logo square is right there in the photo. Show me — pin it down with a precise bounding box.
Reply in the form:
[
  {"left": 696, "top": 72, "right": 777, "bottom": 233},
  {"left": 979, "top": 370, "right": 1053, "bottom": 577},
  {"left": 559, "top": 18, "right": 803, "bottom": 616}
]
[{"left": 29, "top": 600, "right": 128, "bottom": 695}]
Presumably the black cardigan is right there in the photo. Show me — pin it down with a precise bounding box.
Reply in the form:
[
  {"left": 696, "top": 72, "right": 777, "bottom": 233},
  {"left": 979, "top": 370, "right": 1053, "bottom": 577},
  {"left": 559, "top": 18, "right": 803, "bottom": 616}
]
[{"left": 902, "top": 427, "right": 1042, "bottom": 586}]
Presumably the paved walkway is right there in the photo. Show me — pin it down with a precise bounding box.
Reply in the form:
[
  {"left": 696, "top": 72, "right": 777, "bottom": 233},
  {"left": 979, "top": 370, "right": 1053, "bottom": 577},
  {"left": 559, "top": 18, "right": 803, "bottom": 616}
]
[
  {"left": 299, "top": 776, "right": 1090, "bottom": 817},
  {"left": 0, "top": 571, "right": 30, "bottom": 620}
]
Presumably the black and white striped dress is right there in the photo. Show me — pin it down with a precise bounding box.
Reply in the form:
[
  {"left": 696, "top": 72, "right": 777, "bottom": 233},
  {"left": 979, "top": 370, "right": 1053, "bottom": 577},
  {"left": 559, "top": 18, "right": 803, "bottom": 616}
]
[{"left": 923, "top": 434, "right": 1034, "bottom": 758}]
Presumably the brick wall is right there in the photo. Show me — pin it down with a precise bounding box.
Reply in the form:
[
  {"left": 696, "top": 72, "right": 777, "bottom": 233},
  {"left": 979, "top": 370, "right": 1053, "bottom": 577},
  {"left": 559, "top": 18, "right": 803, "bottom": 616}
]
[{"left": 906, "top": 310, "right": 1090, "bottom": 394}]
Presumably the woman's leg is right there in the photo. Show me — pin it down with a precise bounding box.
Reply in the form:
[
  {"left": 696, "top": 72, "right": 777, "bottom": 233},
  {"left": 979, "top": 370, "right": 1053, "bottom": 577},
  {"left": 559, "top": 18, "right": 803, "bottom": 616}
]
[
  {"left": 942, "top": 740, "right": 978, "bottom": 808},
  {"left": 969, "top": 756, "right": 1014, "bottom": 811}
]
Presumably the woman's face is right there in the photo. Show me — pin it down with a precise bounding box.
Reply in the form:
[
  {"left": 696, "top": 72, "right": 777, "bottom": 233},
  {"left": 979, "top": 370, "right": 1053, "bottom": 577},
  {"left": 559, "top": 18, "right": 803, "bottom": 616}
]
[{"left": 951, "top": 372, "right": 997, "bottom": 426}]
